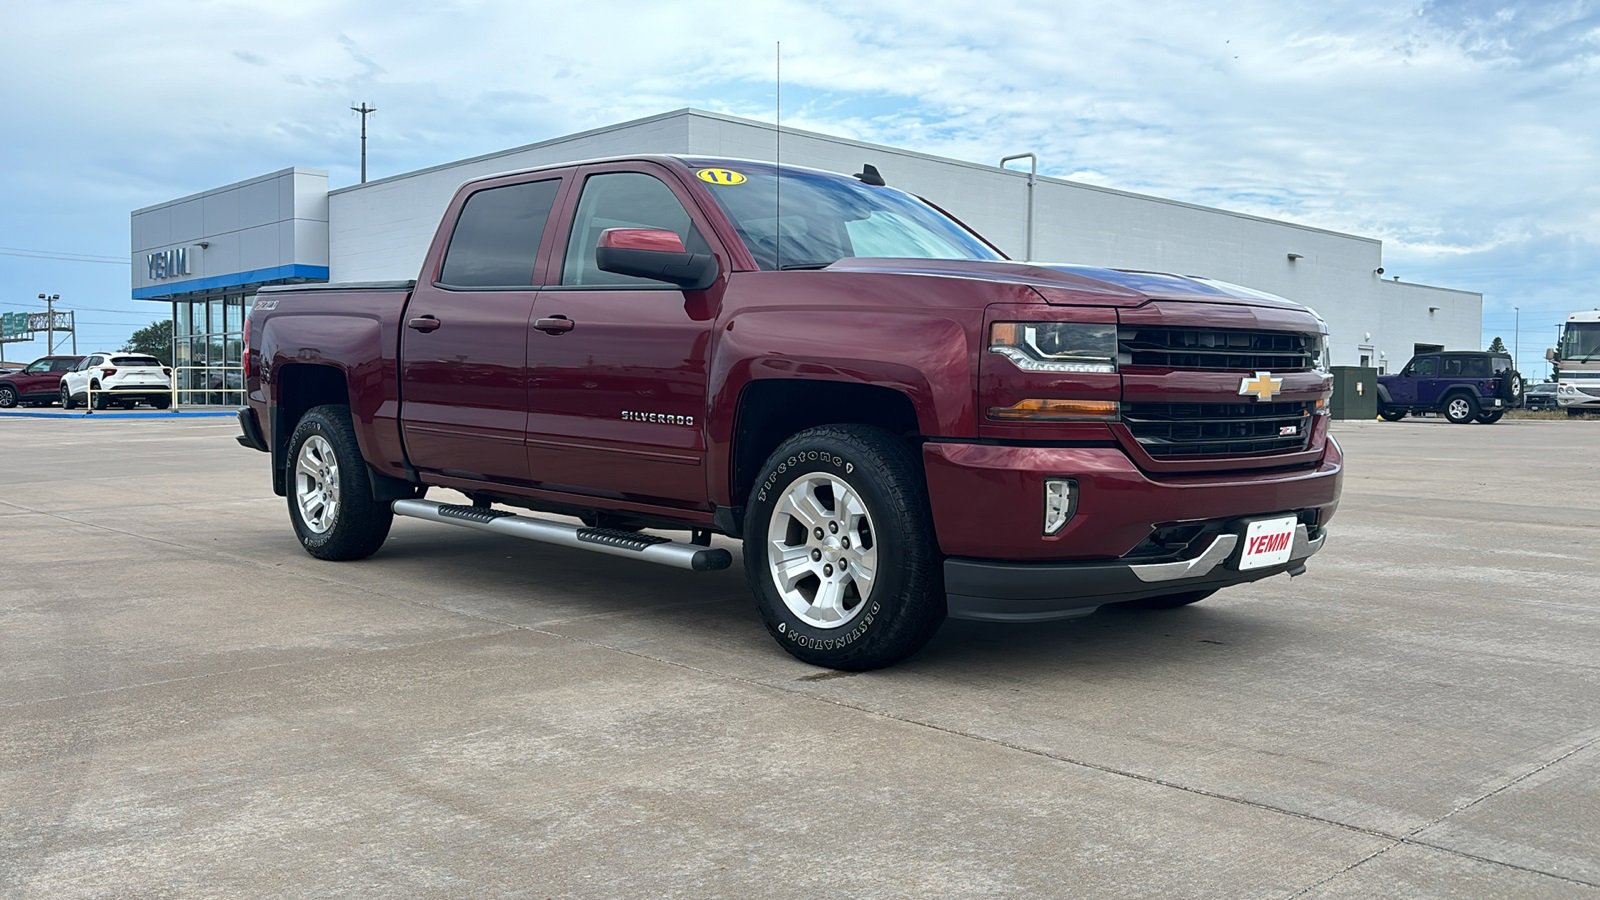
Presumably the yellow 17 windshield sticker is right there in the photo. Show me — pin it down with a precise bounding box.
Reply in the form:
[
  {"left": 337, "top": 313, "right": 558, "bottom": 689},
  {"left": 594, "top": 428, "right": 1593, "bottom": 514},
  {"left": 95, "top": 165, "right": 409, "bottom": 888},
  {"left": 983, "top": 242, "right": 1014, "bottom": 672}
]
[{"left": 696, "top": 168, "right": 747, "bottom": 185}]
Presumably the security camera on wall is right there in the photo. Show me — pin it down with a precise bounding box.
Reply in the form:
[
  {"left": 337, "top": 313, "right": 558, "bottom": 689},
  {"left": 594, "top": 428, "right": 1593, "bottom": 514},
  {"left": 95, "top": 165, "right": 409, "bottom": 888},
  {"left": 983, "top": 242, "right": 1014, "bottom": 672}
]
[{"left": 1374, "top": 267, "right": 1384, "bottom": 275}]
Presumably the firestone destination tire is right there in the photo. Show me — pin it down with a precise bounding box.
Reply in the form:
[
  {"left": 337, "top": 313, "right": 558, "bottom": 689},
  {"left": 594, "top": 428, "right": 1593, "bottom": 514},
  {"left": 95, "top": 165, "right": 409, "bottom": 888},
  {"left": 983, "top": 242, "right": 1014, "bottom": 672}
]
[
  {"left": 286, "top": 404, "right": 394, "bottom": 561},
  {"left": 743, "top": 425, "right": 945, "bottom": 671}
]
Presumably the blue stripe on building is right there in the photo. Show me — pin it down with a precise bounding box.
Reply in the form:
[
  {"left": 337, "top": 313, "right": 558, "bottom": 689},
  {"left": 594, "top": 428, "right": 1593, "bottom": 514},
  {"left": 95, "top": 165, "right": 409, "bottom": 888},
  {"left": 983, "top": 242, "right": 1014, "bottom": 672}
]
[{"left": 132, "top": 264, "right": 330, "bottom": 300}]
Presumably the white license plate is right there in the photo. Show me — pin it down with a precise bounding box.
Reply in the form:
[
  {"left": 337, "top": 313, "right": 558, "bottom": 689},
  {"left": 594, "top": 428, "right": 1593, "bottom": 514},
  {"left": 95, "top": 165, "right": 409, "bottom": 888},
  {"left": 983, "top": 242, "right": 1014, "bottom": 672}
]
[{"left": 1238, "top": 516, "right": 1298, "bottom": 570}]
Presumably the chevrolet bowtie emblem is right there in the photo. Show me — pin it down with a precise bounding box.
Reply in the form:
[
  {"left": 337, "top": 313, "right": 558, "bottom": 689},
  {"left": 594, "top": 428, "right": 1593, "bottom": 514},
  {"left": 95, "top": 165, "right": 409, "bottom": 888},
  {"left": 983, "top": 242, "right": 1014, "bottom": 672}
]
[{"left": 1239, "top": 371, "right": 1284, "bottom": 401}]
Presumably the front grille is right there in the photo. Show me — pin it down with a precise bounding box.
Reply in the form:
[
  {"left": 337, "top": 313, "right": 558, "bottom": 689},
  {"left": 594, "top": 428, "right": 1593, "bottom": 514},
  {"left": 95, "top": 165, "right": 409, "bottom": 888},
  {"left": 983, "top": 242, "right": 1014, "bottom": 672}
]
[
  {"left": 1123, "top": 401, "right": 1314, "bottom": 458},
  {"left": 1120, "top": 326, "right": 1317, "bottom": 370}
]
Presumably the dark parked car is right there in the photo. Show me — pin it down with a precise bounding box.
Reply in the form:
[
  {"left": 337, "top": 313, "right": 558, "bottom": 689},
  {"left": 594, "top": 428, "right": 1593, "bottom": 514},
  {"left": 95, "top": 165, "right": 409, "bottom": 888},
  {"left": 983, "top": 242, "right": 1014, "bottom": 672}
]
[
  {"left": 0, "top": 355, "right": 84, "bottom": 408},
  {"left": 1524, "top": 382, "right": 1559, "bottom": 411},
  {"left": 1377, "top": 351, "right": 1523, "bottom": 424}
]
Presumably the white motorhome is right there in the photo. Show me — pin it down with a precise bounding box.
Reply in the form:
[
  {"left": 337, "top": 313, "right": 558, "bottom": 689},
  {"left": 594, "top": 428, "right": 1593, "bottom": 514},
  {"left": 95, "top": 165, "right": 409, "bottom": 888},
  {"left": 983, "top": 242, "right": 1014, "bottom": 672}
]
[{"left": 1553, "top": 310, "right": 1600, "bottom": 416}]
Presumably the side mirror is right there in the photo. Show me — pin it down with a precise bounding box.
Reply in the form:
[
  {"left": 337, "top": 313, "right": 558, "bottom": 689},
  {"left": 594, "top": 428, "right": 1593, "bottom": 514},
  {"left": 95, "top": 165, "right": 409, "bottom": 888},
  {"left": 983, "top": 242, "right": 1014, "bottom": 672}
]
[{"left": 595, "top": 228, "right": 717, "bottom": 291}]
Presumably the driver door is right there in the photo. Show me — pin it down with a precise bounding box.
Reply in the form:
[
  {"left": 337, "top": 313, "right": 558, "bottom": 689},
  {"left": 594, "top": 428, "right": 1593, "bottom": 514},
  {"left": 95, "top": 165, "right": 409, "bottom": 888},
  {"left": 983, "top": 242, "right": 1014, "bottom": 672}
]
[
  {"left": 523, "top": 163, "right": 725, "bottom": 508},
  {"left": 1394, "top": 356, "right": 1435, "bottom": 405}
]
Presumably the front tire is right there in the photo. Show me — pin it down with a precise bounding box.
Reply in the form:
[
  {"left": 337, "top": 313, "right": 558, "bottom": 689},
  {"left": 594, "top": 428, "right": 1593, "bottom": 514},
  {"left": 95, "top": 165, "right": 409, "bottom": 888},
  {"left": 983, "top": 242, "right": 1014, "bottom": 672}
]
[
  {"left": 0, "top": 386, "right": 16, "bottom": 408},
  {"left": 1378, "top": 407, "right": 1406, "bottom": 422},
  {"left": 286, "top": 404, "right": 394, "bottom": 561},
  {"left": 60, "top": 384, "right": 78, "bottom": 410},
  {"left": 743, "top": 425, "right": 944, "bottom": 671},
  {"left": 1443, "top": 394, "right": 1478, "bottom": 424}
]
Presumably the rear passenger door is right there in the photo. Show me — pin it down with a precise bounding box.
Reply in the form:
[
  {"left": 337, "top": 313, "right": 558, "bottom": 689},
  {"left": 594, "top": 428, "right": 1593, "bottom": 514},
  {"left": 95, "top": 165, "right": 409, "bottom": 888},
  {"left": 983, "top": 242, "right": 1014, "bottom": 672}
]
[{"left": 399, "top": 171, "right": 569, "bottom": 485}]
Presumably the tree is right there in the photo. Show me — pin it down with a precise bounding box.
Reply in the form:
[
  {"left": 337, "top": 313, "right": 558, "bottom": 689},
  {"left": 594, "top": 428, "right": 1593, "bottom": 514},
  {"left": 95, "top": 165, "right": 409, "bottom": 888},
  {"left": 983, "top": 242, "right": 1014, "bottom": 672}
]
[
  {"left": 1487, "top": 336, "right": 1507, "bottom": 354},
  {"left": 123, "top": 319, "right": 174, "bottom": 366}
]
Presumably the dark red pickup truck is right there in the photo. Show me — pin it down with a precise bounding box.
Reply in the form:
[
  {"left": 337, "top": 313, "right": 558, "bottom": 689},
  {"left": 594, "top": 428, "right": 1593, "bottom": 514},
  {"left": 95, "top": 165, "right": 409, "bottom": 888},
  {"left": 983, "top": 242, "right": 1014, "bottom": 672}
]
[{"left": 239, "top": 156, "right": 1341, "bottom": 669}]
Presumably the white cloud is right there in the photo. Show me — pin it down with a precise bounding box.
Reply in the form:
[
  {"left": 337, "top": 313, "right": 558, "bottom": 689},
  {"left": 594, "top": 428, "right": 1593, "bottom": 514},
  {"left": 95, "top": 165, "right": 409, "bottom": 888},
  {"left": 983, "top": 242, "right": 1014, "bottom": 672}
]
[{"left": 1, "top": 0, "right": 1596, "bottom": 354}]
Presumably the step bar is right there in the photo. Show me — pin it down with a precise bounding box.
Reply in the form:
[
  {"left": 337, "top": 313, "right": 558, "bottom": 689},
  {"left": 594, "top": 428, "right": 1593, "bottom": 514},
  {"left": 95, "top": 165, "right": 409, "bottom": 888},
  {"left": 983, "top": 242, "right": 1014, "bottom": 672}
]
[{"left": 391, "top": 499, "right": 732, "bottom": 571}]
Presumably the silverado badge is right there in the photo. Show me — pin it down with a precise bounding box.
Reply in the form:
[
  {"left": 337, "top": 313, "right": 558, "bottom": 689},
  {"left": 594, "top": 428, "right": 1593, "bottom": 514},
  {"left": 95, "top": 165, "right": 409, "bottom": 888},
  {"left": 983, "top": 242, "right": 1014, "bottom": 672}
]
[{"left": 1239, "top": 371, "right": 1284, "bottom": 402}]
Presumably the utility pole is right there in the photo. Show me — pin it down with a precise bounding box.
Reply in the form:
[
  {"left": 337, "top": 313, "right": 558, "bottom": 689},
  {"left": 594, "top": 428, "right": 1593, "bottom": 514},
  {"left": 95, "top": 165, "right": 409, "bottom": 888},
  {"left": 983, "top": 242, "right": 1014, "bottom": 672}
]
[
  {"left": 38, "top": 292, "right": 58, "bottom": 354},
  {"left": 1513, "top": 305, "right": 1520, "bottom": 373},
  {"left": 351, "top": 102, "right": 377, "bottom": 184}
]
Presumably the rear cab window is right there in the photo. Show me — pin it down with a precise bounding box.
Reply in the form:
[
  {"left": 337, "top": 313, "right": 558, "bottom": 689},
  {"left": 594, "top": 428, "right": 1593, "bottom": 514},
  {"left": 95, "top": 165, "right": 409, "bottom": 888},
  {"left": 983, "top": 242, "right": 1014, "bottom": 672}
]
[
  {"left": 111, "top": 356, "right": 163, "bottom": 367},
  {"left": 437, "top": 179, "right": 562, "bottom": 287}
]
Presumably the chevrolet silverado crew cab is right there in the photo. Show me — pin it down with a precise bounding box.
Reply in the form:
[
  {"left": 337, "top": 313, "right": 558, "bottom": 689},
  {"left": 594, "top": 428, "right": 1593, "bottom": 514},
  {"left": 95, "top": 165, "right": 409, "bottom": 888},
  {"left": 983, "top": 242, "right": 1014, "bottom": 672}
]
[{"left": 238, "top": 156, "right": 1342, "bottom": 670}]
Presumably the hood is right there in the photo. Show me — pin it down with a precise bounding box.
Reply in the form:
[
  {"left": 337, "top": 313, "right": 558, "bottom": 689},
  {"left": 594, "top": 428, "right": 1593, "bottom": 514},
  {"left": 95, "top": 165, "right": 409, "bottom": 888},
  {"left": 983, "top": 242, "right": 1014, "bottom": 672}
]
[{"left": 823, "top": 258, "right": 1314, "bottom": 311}]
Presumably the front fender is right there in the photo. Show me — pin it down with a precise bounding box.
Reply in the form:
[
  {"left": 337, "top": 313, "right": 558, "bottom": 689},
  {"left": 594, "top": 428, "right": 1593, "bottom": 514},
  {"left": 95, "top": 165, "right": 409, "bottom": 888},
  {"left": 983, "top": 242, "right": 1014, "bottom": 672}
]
[{"left": 706, "top": 307, "right": 981, "bottom": 505}]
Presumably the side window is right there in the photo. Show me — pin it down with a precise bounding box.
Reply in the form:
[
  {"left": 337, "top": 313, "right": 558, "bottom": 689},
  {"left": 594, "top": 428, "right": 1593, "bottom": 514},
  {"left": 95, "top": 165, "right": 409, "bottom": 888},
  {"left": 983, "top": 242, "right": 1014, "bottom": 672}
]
[
  {"left": 1412, "top": 357, "right": 1437, "bottom": 377},
  {"left": 60, "top": 358, "right": 84, "bottom": 372},
  {"left": 1491, "top": 356, "right": 1512, "bottom": 374},
  {"left": 25, "top": 360, "right": 49, "bottom": 373},
  {"left": 562, "top": 172, "right": 704, "bottom": 287},
  {"left": 437, "top": 179, "right": 561, "bottom": 287},
  {"left": 1463, "top": 357, "right": 1490, "bottom": 377}
]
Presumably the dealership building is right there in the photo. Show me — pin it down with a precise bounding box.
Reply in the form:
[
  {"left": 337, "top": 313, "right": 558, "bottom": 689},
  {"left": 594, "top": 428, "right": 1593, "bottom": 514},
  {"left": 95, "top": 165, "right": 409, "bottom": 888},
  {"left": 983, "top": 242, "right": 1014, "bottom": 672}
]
[{"left": 130, "top": 108, "right": 1481, "bottom": 402}]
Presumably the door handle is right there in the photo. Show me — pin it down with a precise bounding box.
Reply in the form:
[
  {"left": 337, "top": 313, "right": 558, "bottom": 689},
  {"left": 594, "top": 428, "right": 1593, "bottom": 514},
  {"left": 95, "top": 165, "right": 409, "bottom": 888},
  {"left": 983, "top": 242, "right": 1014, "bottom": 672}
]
[
  {"left": 408, "top": 316, "right": 441, "bottom": 333},
  {"left": 535, "top": 315, "right": 575, "bottom": 335}
]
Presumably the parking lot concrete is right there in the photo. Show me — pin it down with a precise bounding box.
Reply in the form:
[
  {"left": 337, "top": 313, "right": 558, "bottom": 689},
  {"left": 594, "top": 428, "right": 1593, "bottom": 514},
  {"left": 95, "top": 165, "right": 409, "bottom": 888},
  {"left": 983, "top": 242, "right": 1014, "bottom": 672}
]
[{"left": 2, "top": 413, "right": 1596, "bottom": 897}]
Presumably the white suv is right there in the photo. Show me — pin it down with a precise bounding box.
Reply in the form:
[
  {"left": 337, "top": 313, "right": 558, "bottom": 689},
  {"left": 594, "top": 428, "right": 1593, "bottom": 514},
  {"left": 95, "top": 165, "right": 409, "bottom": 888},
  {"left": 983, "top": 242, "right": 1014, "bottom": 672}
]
[{"left": 61, "top": 352, "right": 172, "bottom": 410}]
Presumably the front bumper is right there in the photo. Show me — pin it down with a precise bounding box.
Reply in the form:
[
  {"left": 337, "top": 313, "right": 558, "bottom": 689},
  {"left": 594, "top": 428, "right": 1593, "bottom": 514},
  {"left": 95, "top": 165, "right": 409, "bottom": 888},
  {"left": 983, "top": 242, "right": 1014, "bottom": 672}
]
[{"left": 946, "top": 524, "right": 1327, "bottom": 622}]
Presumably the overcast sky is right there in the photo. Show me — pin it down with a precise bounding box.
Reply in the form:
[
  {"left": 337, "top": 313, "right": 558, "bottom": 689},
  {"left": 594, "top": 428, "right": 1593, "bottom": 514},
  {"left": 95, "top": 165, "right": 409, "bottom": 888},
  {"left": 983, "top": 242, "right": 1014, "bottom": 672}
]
[{"left": 2, "top": 0, "right": 1594, "bottom": 375}]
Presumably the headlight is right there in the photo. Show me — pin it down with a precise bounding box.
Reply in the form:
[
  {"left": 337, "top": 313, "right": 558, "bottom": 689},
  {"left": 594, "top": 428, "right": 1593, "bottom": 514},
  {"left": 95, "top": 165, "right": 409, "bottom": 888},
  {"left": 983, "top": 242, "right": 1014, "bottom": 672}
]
[{"left": 990, "top": 322, "right": 1117, "bottom": 373}]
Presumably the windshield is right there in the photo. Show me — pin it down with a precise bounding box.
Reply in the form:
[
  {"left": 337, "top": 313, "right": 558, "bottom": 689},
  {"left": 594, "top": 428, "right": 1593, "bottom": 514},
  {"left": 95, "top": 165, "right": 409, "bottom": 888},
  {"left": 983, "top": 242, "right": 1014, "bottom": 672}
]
[
  {"left": 689, "top": 162, "right": 1003, "bottom": 271},
  {"left": 1560, "top": 321, "right": 1600, "bottom": 362}
]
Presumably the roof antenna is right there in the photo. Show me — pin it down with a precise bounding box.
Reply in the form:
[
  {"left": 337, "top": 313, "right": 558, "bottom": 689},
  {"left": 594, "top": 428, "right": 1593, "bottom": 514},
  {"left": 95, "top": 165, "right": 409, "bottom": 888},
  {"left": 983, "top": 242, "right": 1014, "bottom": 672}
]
[
  {"left": 775, "top": 41, "right": 782, "bottom": 270},
  {"left": 853, "top": 163, "right": 886, "bottom": 186}
]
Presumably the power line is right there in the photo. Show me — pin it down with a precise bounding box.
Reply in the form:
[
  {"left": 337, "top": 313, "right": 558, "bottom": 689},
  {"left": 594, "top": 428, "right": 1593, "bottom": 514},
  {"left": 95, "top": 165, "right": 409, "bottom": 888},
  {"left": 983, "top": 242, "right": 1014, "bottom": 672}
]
[{"left": 0, "top": 247, "right": 129, "bottom": 265}]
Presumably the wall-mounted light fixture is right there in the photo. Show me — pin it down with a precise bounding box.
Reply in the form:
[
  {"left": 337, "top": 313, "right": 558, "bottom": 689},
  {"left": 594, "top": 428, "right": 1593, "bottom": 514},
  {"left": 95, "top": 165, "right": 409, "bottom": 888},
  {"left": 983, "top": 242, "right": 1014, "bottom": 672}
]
[
  {"left": 1374, "top": 267, "right": 1384, "bottom": 275},
  {"left": 1428, "top": 306, "right": 1440, "bottom": 313},
  {"left": 1287, "top": 253, "right": 1304, "bottom": 261},
  {"left": 195, "top": 241, "right": 210, "bottom": 249}
]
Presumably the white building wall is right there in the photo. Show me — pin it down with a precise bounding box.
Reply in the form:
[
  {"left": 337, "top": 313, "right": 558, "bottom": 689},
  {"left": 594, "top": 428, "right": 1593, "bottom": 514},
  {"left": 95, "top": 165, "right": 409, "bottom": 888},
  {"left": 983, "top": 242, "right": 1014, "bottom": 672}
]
[{"left": 322, "top": 109, "right": 1481, "bottom": 364}]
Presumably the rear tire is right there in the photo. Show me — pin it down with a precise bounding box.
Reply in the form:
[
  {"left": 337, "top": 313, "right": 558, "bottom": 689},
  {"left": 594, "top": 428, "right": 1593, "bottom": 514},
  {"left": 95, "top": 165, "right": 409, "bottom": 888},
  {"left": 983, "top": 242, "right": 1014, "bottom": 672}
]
[
  {"left": 286, "top": 404, "right": 394, "bottom": 561},
  {"left": 91, "top": 382, "right": 109, "bottom": 410},
  {"left": 1475, "top": 411, "right": 1505, "bottom": 424},
  {"left": 1443, "top": 393, "right": 1478, "bottom": 424},
  {"left": 744, "top": 425, "right": 945, "bottom": 671},
  {"left": 149, "top": 396, "right": 171, "bottom": 410},
  {"left": 1124, "top": 589, "right": 1217, "bottom": 610}
]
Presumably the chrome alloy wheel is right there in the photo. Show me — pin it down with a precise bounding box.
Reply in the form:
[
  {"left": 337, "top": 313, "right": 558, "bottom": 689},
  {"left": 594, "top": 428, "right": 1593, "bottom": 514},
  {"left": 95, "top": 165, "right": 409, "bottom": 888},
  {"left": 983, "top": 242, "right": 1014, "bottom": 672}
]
[
  {"left": 1448, "top": 397, "right": 1471, "bottom": 420},
  {"left": 766, "top": 472, "right": 879, "bottom": 629},
  {"left": 294, "top": 434, "right": 341, "bottom": 534}
]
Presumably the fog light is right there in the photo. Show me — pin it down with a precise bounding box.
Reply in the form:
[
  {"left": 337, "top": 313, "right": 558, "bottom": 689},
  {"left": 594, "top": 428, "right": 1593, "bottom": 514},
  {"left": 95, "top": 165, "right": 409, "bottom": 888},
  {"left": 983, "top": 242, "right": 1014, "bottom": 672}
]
[{"left": 1044, "top": 479, "right": 1076, "bottom": 535}]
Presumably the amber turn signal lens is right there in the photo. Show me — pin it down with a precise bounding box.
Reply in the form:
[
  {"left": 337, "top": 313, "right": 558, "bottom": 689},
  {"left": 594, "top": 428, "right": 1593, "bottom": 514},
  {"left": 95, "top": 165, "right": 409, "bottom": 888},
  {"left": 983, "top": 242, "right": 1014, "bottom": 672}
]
[{"left": 988, "top": 399, "right": 1121, "bottom": 420}]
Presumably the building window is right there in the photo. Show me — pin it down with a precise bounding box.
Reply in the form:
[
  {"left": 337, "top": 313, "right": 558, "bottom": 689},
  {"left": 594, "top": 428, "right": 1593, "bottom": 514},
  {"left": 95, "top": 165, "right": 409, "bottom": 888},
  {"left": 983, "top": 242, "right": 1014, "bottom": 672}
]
[{"left": 170, "top": 293, "right": 248, "bottom": 406}]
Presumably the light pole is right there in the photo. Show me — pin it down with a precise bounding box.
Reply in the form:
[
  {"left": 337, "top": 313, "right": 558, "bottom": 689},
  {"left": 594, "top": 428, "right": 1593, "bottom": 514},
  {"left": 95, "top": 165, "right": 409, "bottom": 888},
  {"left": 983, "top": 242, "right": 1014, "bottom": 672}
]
[{"left": 37, "top": 293, "right": 58, "bottom": 354}]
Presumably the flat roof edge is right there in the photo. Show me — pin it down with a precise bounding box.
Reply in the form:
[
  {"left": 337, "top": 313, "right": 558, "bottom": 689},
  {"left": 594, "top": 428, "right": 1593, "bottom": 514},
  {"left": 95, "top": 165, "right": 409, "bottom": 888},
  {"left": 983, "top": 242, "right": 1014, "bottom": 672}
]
[{"left": 132, "top": 167, "right": 330, "bottom": 216}]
